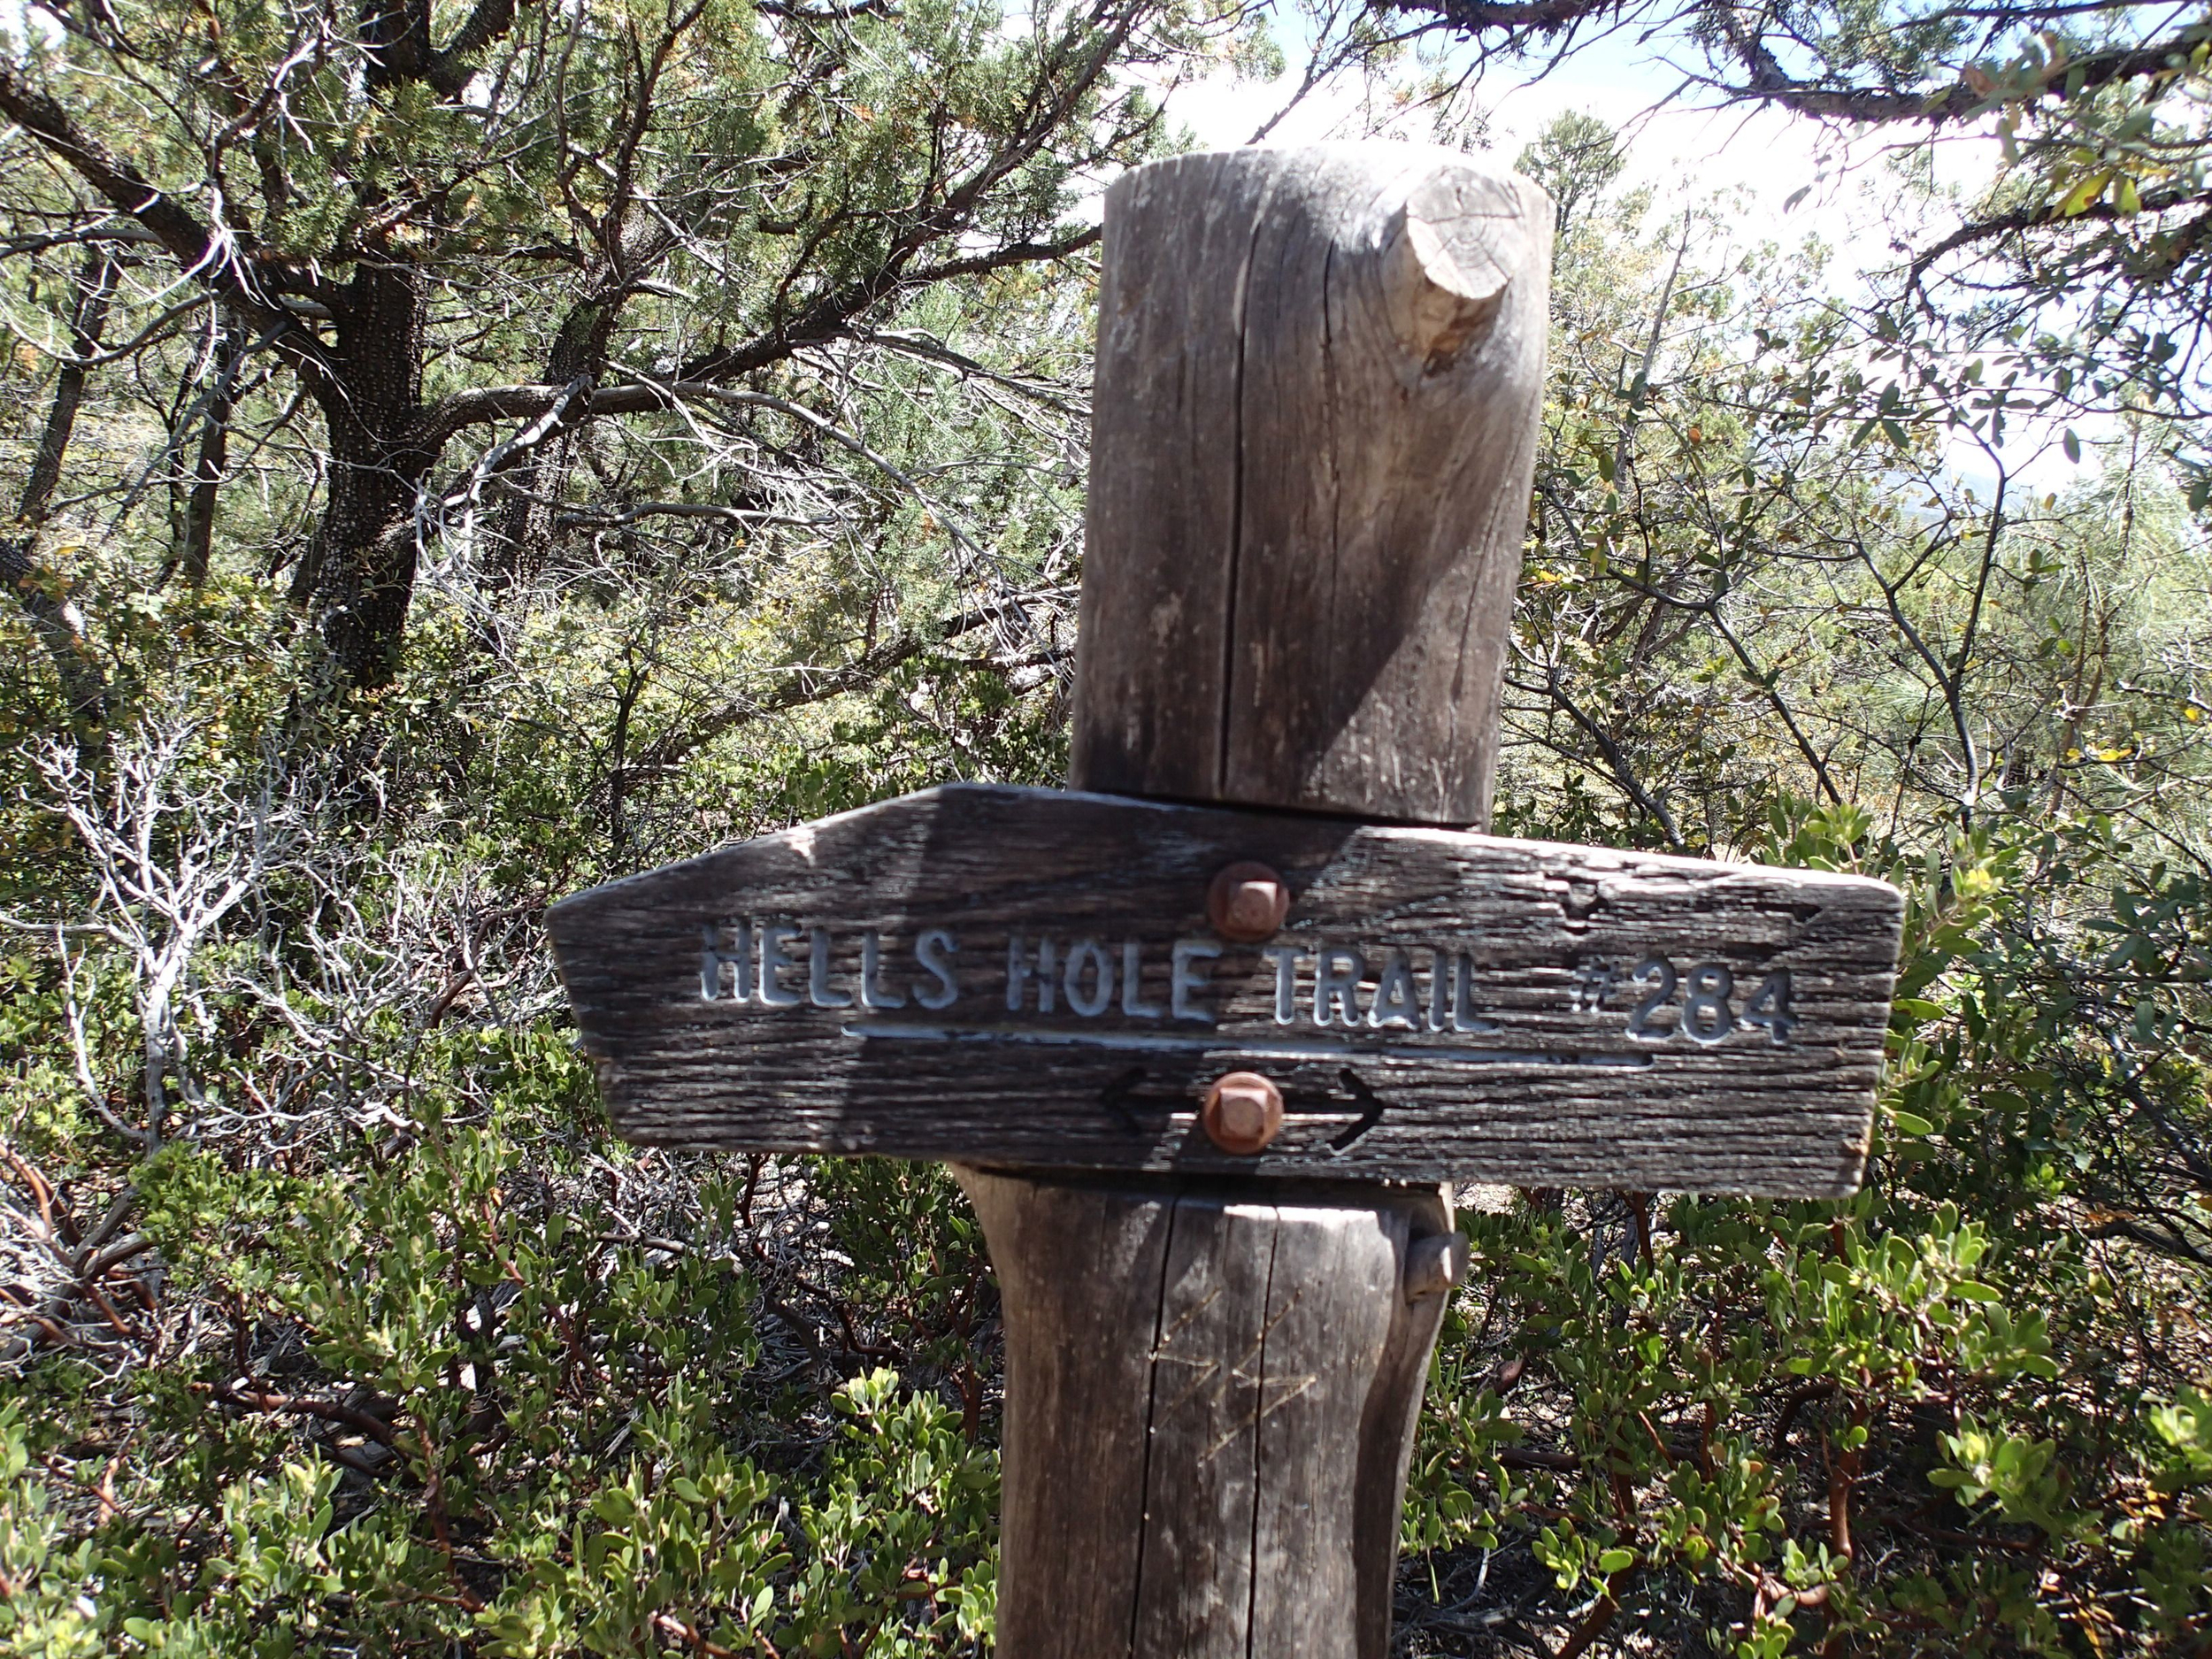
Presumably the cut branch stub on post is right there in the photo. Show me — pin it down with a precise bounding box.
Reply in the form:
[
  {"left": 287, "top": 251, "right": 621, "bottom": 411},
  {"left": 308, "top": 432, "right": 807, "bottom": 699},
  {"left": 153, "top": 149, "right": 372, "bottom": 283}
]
[{"left": 545, "top": 142, "right": 1906, "bottom": 1659}]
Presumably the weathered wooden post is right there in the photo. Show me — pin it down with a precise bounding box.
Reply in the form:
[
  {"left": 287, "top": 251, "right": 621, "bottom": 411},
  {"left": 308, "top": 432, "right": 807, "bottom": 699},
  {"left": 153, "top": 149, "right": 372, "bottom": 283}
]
[
  {"left": 548, "top": 142, "right": 1905, "bottom": 1657},
  {"left": 962, "top": 145, "right": 1555, "bottom": 1659}
]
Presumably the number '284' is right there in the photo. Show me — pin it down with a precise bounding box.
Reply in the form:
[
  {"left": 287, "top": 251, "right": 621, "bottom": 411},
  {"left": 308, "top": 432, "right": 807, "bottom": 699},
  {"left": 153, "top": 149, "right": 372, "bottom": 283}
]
[{"left": 1617, "top": 960, "right": 1794, "bottom": 1047}]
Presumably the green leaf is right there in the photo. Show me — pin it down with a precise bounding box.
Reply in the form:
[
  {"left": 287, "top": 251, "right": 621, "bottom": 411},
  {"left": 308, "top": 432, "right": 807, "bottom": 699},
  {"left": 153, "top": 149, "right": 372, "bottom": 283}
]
[
  {"left": 1595, "top": 1547, "right": 1637, "bottom": 1574},
  {"left": 2057, "top": 170, "right": 2110, "bottom": 216}
]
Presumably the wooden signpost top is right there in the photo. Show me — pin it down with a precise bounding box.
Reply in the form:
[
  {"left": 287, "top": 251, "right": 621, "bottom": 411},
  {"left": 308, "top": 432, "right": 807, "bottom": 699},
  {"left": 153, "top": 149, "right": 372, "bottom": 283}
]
[
  {"left": 1076, "top": 145, "right": 1555, "bottom": 824},
  {"left": 546, "top": 141, "right": 1909, "bottom": 1659}
]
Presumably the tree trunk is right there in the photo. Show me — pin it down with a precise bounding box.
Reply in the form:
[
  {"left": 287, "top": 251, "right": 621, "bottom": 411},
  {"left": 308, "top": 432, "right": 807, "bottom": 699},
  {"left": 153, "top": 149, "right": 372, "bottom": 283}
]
[
  {"left": 20, "top": 250, "right": 115, "bottom": 524},
  {"left": 178, "top": 323, "right": 241, "bottom": 587},
  {"left": 8, "top": 247, "right": 118, "bottom": 731},
  {"left": 289, "top": 257, "right": 433, "bottom": 689},
  {"left": 486, "top": 294, "right": 624, "bottom": 593}
]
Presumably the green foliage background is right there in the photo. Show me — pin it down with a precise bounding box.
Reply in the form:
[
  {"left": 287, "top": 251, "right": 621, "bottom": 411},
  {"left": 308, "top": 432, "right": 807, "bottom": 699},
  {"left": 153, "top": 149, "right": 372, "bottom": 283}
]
[{"left": 4, "top": 0, "right": 2211, "bottom": 1653}]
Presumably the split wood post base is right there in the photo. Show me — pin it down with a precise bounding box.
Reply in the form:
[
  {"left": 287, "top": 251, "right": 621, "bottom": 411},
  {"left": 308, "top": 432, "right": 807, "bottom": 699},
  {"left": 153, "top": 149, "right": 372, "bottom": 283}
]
[{"left": 954, "top": 1167, "right": 1464, "bottom": 1659}]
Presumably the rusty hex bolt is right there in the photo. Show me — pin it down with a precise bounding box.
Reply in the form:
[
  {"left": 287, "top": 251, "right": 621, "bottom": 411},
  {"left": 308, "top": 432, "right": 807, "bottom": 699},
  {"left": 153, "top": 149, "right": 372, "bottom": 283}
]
[
  {"left": 1207, "top": 861, "right": 1291, "bottom": 942},
  {"left": 1201, "top": 1071, "right": 1284, "bottom": 1156}
]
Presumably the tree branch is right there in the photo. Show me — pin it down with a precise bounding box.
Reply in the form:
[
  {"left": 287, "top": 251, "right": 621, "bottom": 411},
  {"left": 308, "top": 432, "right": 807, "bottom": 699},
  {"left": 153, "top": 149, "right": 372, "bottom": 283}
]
[
  {"left": 425, "top": 0, "right": 533, "bottom": 96},
  {"left": 0, "top": 59, "right": 227, "bottom": 288},
  {"left": 672, "top": 226, "right": 1102, "bottom": 388},
  {"left": 1908, "top": 188, "right": 2212, "bottom": 296},
  {"left": 6, "top": 248, "right": 116, "bottom": 730},
  {"left": 202, "top": 1381, "right": 401, "bottom": 1447},
  {"left": 1526, "top": 661, "right": 1688, "bottom": 849},
  {"left": 632, "top": 595, "right": 1041, "bottom": 778},
  {"left": 1375, "top": 0, "right": 2209, "bottom": 127},
  {"left": 411, "top": 216, "right": 1103, "bottom": 456}
]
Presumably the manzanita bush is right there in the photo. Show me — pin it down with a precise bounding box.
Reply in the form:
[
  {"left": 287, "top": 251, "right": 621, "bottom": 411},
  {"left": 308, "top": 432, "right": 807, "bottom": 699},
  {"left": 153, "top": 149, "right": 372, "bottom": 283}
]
[{"left": 1402, "top": 803, "right": 2212, "bottom": 1654}]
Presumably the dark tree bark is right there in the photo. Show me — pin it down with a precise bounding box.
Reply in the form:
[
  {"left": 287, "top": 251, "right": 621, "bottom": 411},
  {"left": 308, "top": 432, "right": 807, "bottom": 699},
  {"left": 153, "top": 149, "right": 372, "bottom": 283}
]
[
  {"left": 0, "top": 46, "right": 481, "bottom": 695},
  {"left": 6, "top": 248, "right": 118, "bottom": 731},
  {"left": 19, "top": 250, "right": 115, "bottom": 524},
  {"left": 485, "top": 293, "right": 625, "bottom": 592},
  {"left": 1373, "top": 0, "right": 2206, "bottom": 127},
  {"left": 179, "top": 325, "right": 242, "bottom": 588},
  {"left": 287, "top": 257, "right": 435, "bottom": 687},
  {"left": 0, "top": 0, "right": 1153, "bottom": 696}
]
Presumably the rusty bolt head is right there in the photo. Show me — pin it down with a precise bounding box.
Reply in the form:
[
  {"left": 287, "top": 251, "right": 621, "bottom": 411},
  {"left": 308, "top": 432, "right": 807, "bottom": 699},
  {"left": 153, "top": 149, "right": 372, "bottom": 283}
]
[
  {"left": 1207, "top": 861, "right": 1291, "bottom": 942},
  {"left": 1201, "top": 1071, "right": 1284, "bottom": 1156}
]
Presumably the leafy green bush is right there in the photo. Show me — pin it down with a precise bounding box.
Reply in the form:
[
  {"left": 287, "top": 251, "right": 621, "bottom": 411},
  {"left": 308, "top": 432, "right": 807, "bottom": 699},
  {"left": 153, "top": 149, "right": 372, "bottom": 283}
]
[{"left": 1400, "top": 805, "right": 2212, "bottom": 1654}]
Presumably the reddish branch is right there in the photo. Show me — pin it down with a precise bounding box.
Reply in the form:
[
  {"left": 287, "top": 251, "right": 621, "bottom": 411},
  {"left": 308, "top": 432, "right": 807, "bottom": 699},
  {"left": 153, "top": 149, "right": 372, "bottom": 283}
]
[
  {"left": 1824, "top": 1398, "right": 1870, "bottom": 1563},
  {"left": 1555, "top": 1591, "right": 1619, "bottom": 1659},
  {"left": 1, "top": 1155, "right": 157, "bottom": 1355},
  {"left": 650, "top": 1612, "right": 741, "bottom": 1655},
  {"left": 1772, "top": 1379, "right": 1839, "bottom": 1454},
  {"left": 200, "top": 1381, "right": 401, "bottom": 1447}
]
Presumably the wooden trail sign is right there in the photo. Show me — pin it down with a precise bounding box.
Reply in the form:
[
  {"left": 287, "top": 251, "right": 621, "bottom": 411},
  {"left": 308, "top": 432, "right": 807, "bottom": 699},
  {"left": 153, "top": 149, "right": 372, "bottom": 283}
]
[
  {"left": 550, "top": 783, "right": 1901, "bottom": 1194},
  {"left": 548, "top": 142, "right": 1907, "bottom": 1659}
]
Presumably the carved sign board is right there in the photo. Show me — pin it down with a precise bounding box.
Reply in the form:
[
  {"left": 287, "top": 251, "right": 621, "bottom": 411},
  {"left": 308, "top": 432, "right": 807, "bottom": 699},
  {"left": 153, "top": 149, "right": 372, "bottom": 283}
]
[{"left": 547, "top": 784, "right": 1905, "bottom": 1195}]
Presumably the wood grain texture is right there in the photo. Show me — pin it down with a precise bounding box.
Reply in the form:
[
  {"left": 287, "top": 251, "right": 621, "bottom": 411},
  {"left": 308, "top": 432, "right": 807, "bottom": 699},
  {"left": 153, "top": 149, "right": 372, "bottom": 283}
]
[
  {"left": 956, "top": 1169, "right": 1452, "bottom": 1659},
  {"left": 1071, "top": 143, "right": 1553, "bottom": 827},
  {"left": 548, "top": 784, "right": 1903, "bottom": 1195},
  {"left": 951, "top": 1171, "right": 1172, "bottom": 1653}
]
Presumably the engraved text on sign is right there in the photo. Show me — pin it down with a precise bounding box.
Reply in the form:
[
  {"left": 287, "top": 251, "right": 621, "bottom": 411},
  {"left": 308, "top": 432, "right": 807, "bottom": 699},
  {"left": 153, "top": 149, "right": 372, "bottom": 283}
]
[
  {"left": 699, "top": 923, "right": 1799, "bottom": 1052},
  {"left": 547, "top": 785, "right": 1903, "bottom": 1194}
]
